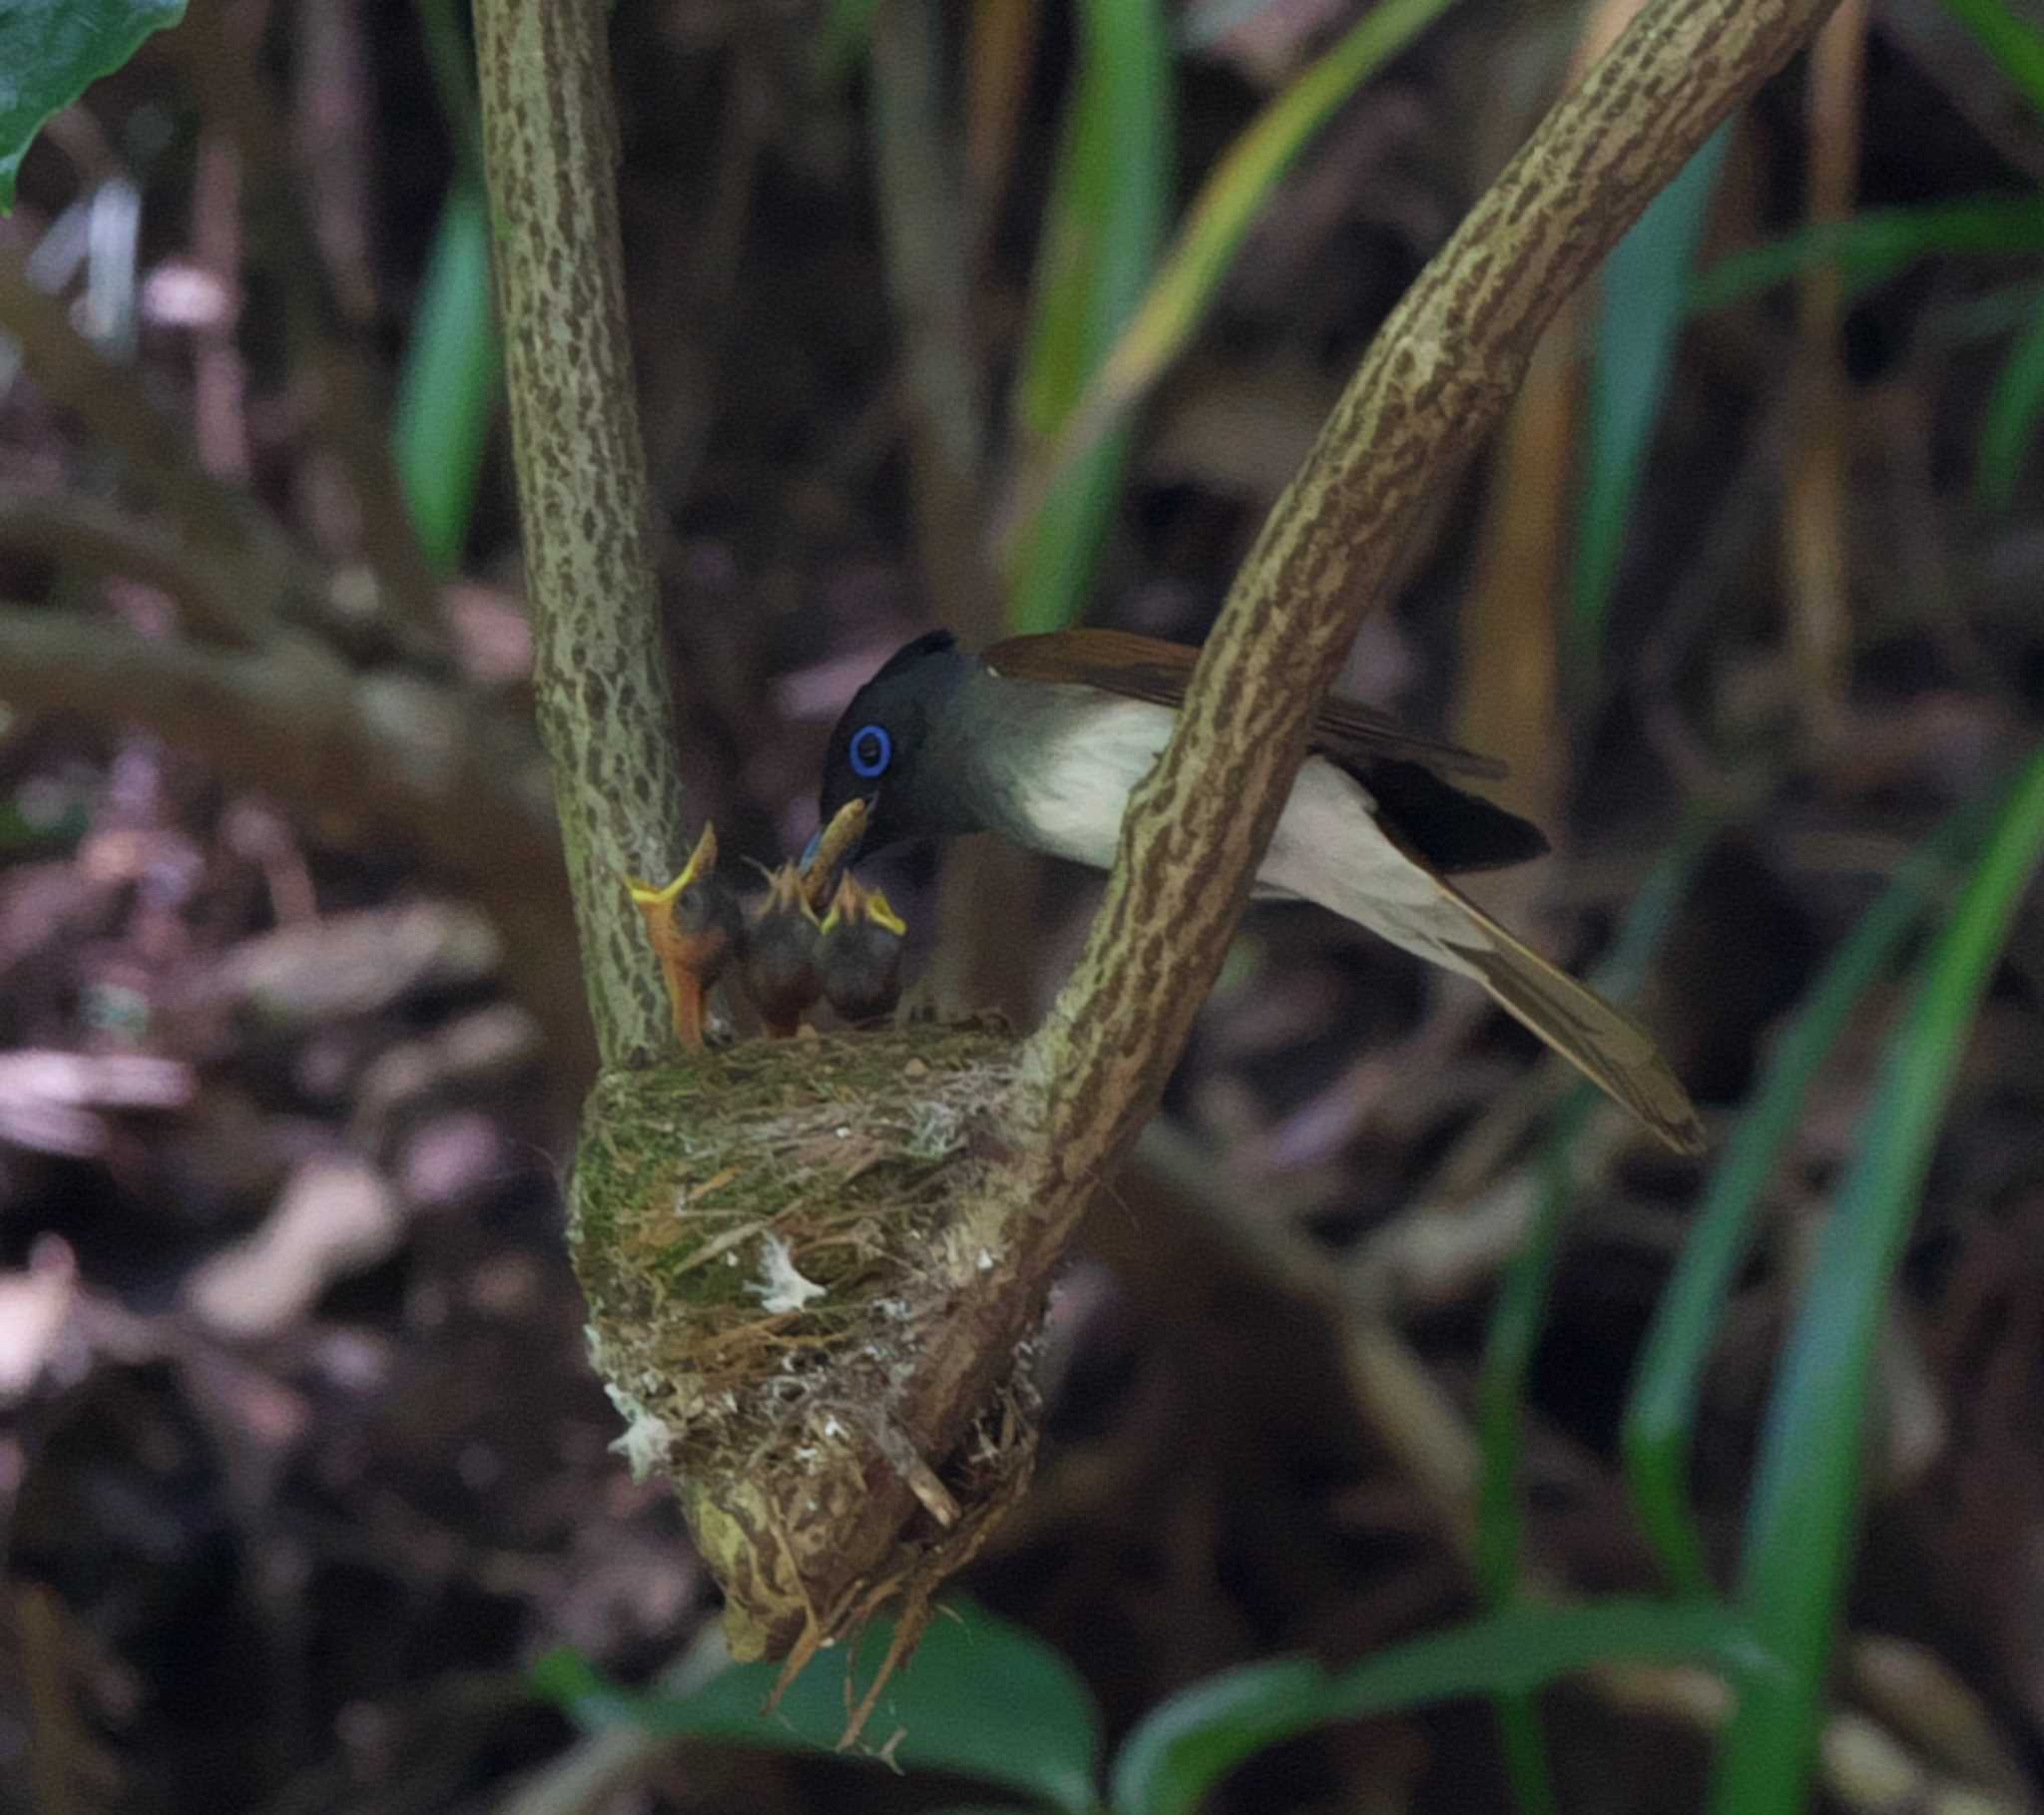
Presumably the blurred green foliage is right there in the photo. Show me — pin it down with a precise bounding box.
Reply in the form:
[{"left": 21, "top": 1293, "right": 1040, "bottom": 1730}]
[{"left": 0, "top": 0, "right": 186, "bottom": 211}]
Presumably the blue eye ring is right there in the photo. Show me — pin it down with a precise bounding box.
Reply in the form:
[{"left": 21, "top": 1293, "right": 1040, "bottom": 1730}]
[{"left": 848, "top": 723, "right": 892, "bottom": 780}]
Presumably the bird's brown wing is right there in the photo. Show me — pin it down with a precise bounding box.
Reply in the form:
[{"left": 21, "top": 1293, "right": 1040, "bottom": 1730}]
[{"left": 983, "top": 630, "right": 1506, "bottom": 780}]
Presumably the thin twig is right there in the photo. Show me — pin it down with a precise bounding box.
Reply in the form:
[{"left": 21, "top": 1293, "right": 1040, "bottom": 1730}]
[
  {"left": 638, "top": 39, "right": 768, "bottom": 513},
  {"left": 1782, "top": 0, "right": 1867, "bottom": 750},
  {"left": 294, "top": 0, "right": 381, "bottom": 322}
]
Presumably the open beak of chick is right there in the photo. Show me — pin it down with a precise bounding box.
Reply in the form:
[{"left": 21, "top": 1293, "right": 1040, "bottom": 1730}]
[
  {"left": 626, "top": 823, "right": 741, "bottom": 1052},
  {"left": 818, "top": 875, "right": 908, "bottom": 1026},
  {"left": 742, "top": 861, "right": 824, "bottom": 1038}
]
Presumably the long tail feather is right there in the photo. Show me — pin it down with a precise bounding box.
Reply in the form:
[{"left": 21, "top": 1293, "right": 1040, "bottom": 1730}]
[
  {"left": 1256, "top": 759, "right": 1704, "bottom": 1153},
  {"left": 1442, "top": 889, "right": 1705, "bottom": 1155}
]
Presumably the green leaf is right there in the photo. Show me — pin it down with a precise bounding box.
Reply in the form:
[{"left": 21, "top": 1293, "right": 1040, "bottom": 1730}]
[
  {"left": 0, "top": 0, "right": 187, "bottom": 212},
  {"left": 1022, "top": 0, "right": 1463, "bottom": 528},
  {"left": 535, "top": 1599, "right": 1102, "bottom": 1815},
  {"left": 416, "top": 0, "right": 482, "bottom": 181},
  {"left": 1475, "top": 1100, "right": 1584, "bottom": 1815},
  {"left": 1472, "top": 827, "right": 1710, "bottom": 1814},
  {"left": 1109, "top": 1657, "right": 1328, "bottom": 1815},
  {"left": 393, "top": 180, "right": 501, "bottom": 573},
  {"left": 1935, "top": 0, "right": 2044, "bottom": 118},
  {"left": 1711, "top": 747, "right": 2044, "bottom": 1815},
  {"left": 1976, "top": 284, "right": 2044, "bottom": 511},
  {"left": 1005, "top": 0, "right": 1171, "bottom": 633},
  {"left": 1623, "top": 800, "right": 1989, "bottom": 1596},
  {"left": 815, "top": 0, "right": 883, "bottom": 83},
  {"left": 1111, "top": 1599, "right": 1775, "bottom": 1815},
  {"left": 1572, "top": 125, "right": 1732, "bottom": 682},
  {"left": 1690, "top": 196, "right": 2044, "bottom": 317},
  {"left": 1482, "top": 821, "right": 1715, "bottom": 1598}
]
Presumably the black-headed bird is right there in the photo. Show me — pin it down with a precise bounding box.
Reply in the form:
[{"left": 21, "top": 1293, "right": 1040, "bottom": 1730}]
[{"left": 816, "top": 629, "right": 1702, "bottom": 1153}]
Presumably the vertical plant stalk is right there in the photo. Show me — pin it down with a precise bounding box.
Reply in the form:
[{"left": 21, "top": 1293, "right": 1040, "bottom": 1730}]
[
  {"left": 473, "top": 0, "right": 690, "bottom": 1070},
  {"left": 1781, "top": 0, "right": 1866, "bottom": 748},
  {"left": 170, "top": 6, "right": 447, "bottom": 639}
]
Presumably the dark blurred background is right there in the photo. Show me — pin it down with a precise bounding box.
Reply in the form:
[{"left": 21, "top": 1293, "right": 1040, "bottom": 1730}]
[{"left": 2, "top": 0, "right": 2042, "bottom": 1810}]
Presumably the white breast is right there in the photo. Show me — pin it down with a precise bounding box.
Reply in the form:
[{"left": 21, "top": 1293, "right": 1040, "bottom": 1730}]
[
  {"left": 1002, "top": 694, "right": 1458, "bottom": 949},
  {"left": 1007, "top": 697, "right": 1176, "bottom": 869},
  {"left": 1262, "top": 759, "right": 1481, "bottom": 979}
]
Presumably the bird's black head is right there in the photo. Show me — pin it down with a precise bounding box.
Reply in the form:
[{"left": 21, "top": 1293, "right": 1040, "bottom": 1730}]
[{"left": 818, "top": 629, "right": 973, "bottom": 854}]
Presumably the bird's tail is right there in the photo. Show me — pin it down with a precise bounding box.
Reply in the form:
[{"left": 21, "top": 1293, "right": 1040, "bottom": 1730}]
[{"left": 1436, "top": 885, "right": 1705, "bottom": 1155}]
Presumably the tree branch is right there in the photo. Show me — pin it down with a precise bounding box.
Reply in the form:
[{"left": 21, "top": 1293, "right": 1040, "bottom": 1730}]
[
  {"left": 556, "top": 0, "right": 1843, "bottom": 1674},
  {"left": 473, "top": 0, "right": 690, "bottom": 1073},
  {"left": 1022, "top": 0, "right": 1839, "bottom": 1232},
  {"left": 0, "top": 601, "right": 590, "bottom": 1082},
  {"left": 659, "top": 0, "right": 1840, "bottom": 1661}
]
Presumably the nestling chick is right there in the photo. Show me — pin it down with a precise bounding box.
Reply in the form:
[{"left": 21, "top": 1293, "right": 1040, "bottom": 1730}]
[
  {"left": 742, "top": 862, "right": 823, "bottom": 1037},
  {"left": 627, "top": 823, "right": 741, "bottom": 1052},
  {"left": 818, "top": 874, "right": 907, "bottom": 1026}
]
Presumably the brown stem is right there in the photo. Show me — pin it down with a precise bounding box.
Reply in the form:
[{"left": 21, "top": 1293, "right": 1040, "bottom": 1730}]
[
  {"left": 869, "top": 0, "right": 1000, "bottom": 645},
  {"left": 473, "top": 0, "right": 692, "bottom": 1071}
]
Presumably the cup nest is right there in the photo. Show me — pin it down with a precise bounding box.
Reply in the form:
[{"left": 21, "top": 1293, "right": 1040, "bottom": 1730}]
[{"left": 570, "top": 1020, "right": 1039, "bottom": 1668}]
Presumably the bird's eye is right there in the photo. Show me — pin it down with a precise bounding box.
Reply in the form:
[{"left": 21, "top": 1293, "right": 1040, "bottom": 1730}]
[{"left": 848, "top": 723, "right": 892, "bottom": 780}]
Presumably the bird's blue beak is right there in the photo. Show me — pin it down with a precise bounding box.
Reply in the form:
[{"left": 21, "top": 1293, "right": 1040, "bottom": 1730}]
[{"left": 799, "top": 827, "right": 824, "bottom": 870}]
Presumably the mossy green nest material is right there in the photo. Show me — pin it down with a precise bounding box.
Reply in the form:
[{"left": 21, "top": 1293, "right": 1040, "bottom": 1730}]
[{"left": 570, "top": 1022, "right": 1040, "bottom": 1662}]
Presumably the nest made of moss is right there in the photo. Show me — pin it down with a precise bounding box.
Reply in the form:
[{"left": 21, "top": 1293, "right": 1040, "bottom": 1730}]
[{"left": 570, "top": 1019, "right": 1045, "bottom": 1666}]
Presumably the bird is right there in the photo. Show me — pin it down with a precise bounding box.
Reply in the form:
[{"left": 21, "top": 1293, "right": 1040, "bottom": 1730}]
[
  {"left": 818, "top": 874, "right": 908, "bottom": 1025},
  {"left": 741, "top": 861, "right": 824, "bottom": 1037},
  {"left": 627, "top": 823, "right": 742, "bottom": 1052},
  {"left": 815, "top": 628, "right": 1704, "bottom": 1154}
]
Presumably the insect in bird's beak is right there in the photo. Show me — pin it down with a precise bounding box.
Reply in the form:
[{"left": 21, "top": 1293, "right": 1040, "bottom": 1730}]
[
  {"left": 798, "top": 795, "right": 874, "bottom": 907},
  {"left": 795, "top": 797, "right": 874, "bottom": 916}
]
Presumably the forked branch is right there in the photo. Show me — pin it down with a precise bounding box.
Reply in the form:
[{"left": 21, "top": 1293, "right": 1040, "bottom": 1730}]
[{"left": 481, "top": 0, "right": 1842, "bottom": 1672}]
